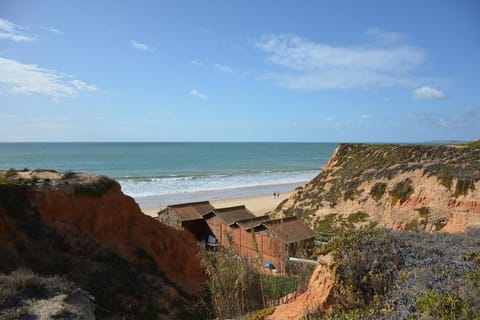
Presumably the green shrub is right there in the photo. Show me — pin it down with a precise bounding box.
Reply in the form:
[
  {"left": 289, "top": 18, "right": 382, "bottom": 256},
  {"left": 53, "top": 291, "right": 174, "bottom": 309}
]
[
  {"left": 198, "top": 245, "right": 263, "bottom": 318},
  {"left": 438, "top": 165, "right": 454, "bottom": 190},
  {"left": 370, "top": 182, "right": 387, "bottom": 202},
  {"left": 347, "top": 211, "right": 369, "bottom": 224},
  {"left": 466, "top": 267, "right": 480, "bottom": 288},
  {"left": 241, "top": 306, "right": 275, "bottom": 320},
  {"left": 314, "top": 213, "right": 339, "bottom": 234},
  {"left": 261, "top": 274, "right": 298, "bottom": 300},
  {"left": 415, "top": 207, "right": 430, "bottom": 219},
  {"left": 467, "top": 140, "right": 480, "bottom": 149},
  {"left": 417, "top": 290, "right": 480, "bottom": 319},
  {"left": 317, "top": 230, "right": 401, "bottom": 312},
  {"left": 389, "top": 178, "right": 414, "bottom": 206},
  {"left": 404, "top": 219, "right": 419, "bottom": 231},
  {"left": 454, "top": 177, "right": 475, "bottom": 197},
  {"left": 73, "top": 177, "right": 116, "bottom": 197},
  {"left": 61, "top": 170, "right": 76, "bottom": 180},
  {"left": 5, "top": 169, "right": 17, "bottom": 179}
]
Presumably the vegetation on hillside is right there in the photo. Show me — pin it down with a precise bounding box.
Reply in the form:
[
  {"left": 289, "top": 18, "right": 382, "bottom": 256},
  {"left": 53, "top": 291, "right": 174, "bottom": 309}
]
[
  {"left": 275, "top": 144, "right": 480, "bottom": 233},
  {"left": 198, "top": 245, "right": 314, "bottom": 319},
  {"left": 308, "top": 229, "right": 480, "bottom": 319},
  {"left": 467, "top": 140, "right": 480, "bottom": 149},
  {"left": 0, "top": 269, "right": 82, "bottom": 320}
]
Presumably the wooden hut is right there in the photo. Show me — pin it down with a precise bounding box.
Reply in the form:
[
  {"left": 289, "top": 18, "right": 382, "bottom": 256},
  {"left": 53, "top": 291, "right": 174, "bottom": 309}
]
[
  {"left": 161, "top": 201, "right": 317, "bottom": 273},
  {"left": 204, "top": 205, "right": 256, "bottom": 246},
  {"left": 258, "top": 217, "right": 317, "bottom": 270},
  {"left": 158, "top": 201, "right": 215, "bottom": 241}
]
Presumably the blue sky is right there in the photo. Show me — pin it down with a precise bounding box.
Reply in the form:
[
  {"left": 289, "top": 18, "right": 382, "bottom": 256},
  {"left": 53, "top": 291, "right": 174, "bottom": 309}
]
[{"left": 0, "top": 0, "right": 479, "bottom": 142}]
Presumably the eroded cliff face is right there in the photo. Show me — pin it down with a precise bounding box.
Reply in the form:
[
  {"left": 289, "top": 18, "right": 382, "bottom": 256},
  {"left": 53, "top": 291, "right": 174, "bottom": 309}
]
[
  {"left": 275, "top": 144, "right": 480, "bottom": 233},
  {"left": 0, "top": 170, "right": 205, "bottom": 319},
  {"left": 267, "top": 255, "right": 337, "bottom": 320}
]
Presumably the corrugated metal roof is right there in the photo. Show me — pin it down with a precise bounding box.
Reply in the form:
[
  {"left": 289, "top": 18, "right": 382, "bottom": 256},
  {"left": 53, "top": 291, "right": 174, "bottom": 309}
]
[
  {"left": 167, "top": 201, "right": 215, "bottom": 221},
  {"left": 235, "top": 215, "right": 272, "bottom": 229},
  {"left": 213, "top": 205, "right": 256, "bottom": 225},
  {"left": 263, "top": 217, "right": 316, "bottom": 244}
]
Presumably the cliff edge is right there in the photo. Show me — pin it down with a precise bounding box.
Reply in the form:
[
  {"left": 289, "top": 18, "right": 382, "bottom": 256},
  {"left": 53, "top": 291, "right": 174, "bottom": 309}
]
[
  {"left": 275, "top": 144, "right": 480, "bottom": 233},
  {"left": 0, "top": 169, "right": 205, "bottom": 319}
]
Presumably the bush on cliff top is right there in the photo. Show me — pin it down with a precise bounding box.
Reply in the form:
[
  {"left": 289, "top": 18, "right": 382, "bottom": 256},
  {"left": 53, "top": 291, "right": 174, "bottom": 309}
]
[
  {"left": 73, "top": 177, "right": 116, "bottom": 197},
  {"left": 467, "top": 140, "right": 480, "bottom": 149}
]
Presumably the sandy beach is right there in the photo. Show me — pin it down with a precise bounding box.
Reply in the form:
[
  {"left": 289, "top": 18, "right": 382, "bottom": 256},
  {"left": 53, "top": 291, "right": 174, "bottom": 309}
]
[{"left": 141, "top": 191, "right": 291, "bottom": 218}]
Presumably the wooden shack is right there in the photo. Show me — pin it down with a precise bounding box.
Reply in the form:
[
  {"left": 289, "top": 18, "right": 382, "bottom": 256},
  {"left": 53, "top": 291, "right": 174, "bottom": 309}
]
[
  {"left": 258, "top": 217, "right": 317, "bottom": 270},
  {"left": 158, "top": 201, "right": 215, "bottom": 241},
  {"left": 230, "top": 216, "right": 316, "bottom": 272},
  {"left": 205, "top": 206, "right": 316, "bottom": 273},
  {"left": 161, "top": 201, "right": 317, "bottom": 273},
  {"left": 204, "top": 205, "right": 256, "bottom": 246}
]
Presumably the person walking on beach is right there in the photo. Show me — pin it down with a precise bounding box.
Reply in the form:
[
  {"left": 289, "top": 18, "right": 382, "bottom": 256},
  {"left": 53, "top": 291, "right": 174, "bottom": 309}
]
[{"left": 273, "top": 192, "right": 277, "bottom": 198}]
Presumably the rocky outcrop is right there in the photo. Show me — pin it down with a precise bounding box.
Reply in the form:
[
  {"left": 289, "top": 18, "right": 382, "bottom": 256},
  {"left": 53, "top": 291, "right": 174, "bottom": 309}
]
[
  {"left": 267, "top": 255, "right": 336, "bottom": 320},
  {"left": 275, "top": 144, "right": 480, "bottom": 233},
  {"left": 0, "top": 170, "right": 205, "bottom": 319}
]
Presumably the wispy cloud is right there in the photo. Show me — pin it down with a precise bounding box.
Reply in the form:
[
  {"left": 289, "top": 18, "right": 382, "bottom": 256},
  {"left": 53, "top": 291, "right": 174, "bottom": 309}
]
[
  {"left": 43, "top": 26, "right": 63, "bottom": 34},
  {"left": 0, "top": 18, "right": 36, "bottom": 42},
  {"left": 189, "top": 88, "right": 207, "bottom": 99},
  {"left": 131, "top": 40, "right": 154, "bottom": 52},
  {"left": 256, "top": 32, "right": 426, "bottom": 90},
  {"left": 0, "top": 56, "right": 97, "bottom": 101},
  {"left": 214, "top": 64, "right": 234, "bottom": 73},
  {"left": 72, "top": 79, "right": 97, "bottom": 92},
  {"left": 366, "top": 28, "right": 407, "bottom": 44},
  {"left": 409, "top": 108, "right": 479, "bottom": 129},
  {"left": 413, "top": 86, "right": 446, "bottom": 100}
]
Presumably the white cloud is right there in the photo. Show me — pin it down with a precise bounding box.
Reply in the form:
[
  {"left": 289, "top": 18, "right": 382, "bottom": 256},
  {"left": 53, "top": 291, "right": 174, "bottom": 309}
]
[
  {"left": 72, "top": 79, "right": 97, "bottom": 92},
  {"left": 0, "top": 56, "right": 97, "bottom": 100},
  {"left": 413, "top": 86, "right": 446, "bottom": 100},
  {"left": 384, "top": 97, "right": 392, "bottom": 102},
  {"left": 360, "top": 114, "right": 372, "bottom": 120},
  {"left": 189, "top": 88, "right": 207, "bottom": 99},
  {"left": 256, "top": 33, "right": 426, "bottom": 90},
  {"left": 131, "top": 40, "right": 152, "bottom": 51},
  {"left": 45, "top": 27, "right": 63, "bottom": 34},
  {"left": 214, "top": 64, "right": 233, "bottom": 73},
  {"left": 0, "top": 18, "right": 36, "bottom": 42},
  {"left": 324, "top": 116, "right": 335, "bottom": 121}
]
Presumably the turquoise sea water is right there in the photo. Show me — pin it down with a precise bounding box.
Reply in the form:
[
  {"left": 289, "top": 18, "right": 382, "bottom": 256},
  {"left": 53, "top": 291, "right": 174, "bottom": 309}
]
[{"left": 0, "top": 142, "right": 338, "bottom": 205}]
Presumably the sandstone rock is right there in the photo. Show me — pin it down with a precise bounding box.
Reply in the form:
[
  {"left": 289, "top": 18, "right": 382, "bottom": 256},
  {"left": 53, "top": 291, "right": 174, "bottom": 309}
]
[{"left": 275, "top": 144, "right": 480, "bottom": 233}]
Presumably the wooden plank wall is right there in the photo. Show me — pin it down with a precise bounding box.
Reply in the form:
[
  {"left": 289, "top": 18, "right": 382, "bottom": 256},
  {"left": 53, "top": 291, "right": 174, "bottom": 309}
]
[{"left": 206, "top": 217, "right": 288, "bottom": 272}]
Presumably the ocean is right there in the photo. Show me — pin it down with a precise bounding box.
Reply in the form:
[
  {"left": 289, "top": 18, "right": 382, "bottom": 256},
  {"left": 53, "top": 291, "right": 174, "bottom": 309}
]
[{"left": 0, "top": 142, "right": 338, "bottom": 207}]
